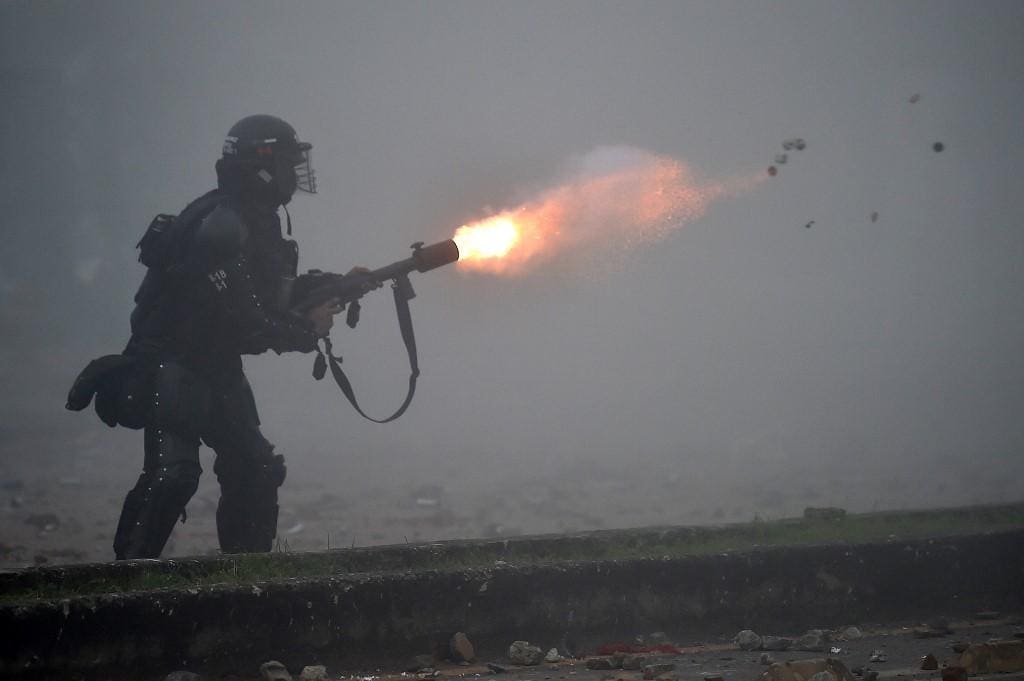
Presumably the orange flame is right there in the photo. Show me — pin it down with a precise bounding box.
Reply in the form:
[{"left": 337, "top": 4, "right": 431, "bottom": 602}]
[{"left": 452, "top": 147, "right": 752, "bottom": 275}]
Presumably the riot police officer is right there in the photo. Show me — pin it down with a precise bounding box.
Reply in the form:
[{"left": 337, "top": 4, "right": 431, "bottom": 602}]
[{"left": 108, "top": 115, "right": 340, "bottom": 558}]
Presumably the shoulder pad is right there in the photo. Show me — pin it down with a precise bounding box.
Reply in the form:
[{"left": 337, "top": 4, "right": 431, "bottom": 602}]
[{"left": 193, "top": 201, "right": 251, "bottom": 259}]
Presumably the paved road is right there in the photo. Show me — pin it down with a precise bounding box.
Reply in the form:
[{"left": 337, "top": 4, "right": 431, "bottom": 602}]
[{"left": 339, "top": 618, "right": 1023, "bottom": 681}]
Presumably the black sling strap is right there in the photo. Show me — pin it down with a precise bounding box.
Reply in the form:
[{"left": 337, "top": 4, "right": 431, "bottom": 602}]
[{"left": 313, "top": 278, "right": 420, "bottom": 423}]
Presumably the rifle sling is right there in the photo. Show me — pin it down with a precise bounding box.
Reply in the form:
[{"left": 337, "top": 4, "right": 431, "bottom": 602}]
[{"left": 318, "top": 281, "right": 420, "bottom": 423}]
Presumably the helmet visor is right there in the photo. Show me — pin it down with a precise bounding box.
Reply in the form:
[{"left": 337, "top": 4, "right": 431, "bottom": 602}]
[{"left": 293, "top": 143, "right": 317, "bottom": 194}]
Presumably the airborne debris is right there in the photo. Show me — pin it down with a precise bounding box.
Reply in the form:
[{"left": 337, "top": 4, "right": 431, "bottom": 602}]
[
  {"left": 805, "top": 221, "right": 815, "bottom": 229},
  {"left": 782, "top": 138, "right": 807, "bottom": 151},
  {"left": 909, "top": 93, "right": 921, "bottom": 104},
  {"left": 871, "top": 212, "right": 879, "bottom": 223},
  {"left": 767, "top": 166, "right": 778, "bottom": 177},
  {"left": 775, "top": 153, "right": 789, "bottom": 165},
  {"left": 933, "top": 142, "right": 945, "bottom": 152}
]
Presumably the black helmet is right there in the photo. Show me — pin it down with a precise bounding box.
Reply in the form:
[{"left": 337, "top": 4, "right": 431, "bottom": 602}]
[{"left": 216, "top": 114, "right": 317, "bottom": 204}]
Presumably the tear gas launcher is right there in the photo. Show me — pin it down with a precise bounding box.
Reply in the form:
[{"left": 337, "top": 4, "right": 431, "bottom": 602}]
[
  {"left": 291, "top": 239, "right": 459, "bottom": 321},
  {"left": 290, "top": 239, "right": 460, "bottom": 424}
]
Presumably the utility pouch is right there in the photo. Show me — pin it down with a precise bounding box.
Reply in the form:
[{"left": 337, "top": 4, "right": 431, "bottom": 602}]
[
  {"left": 136, "top": 214, "right": 178, "bottom": 269},
  {"left": 66, "top": 354, "right": 153, "bottom": 429}
]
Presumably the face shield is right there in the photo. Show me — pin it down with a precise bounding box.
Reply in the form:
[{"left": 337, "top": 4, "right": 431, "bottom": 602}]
[{"left": 292, "top": 142, "right": 317, "bottom": 194}]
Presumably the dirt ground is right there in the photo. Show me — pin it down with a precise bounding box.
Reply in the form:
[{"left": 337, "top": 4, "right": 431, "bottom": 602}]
[
  {"left": 2, "top": 423, "right": 1023, "bottom": 569},
  {"left": 332, "top": 618, "right": 1024, "bottom": 681}
]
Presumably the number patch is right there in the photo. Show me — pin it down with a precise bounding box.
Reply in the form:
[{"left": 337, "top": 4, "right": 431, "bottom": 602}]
[{"left": 208, "top": 269, "right": 228, "bottom": 292}]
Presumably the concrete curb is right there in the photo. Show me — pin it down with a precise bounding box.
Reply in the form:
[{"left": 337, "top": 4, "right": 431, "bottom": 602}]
[{"left": 1, "top": 529, "right": 1022, "bottom": 680}]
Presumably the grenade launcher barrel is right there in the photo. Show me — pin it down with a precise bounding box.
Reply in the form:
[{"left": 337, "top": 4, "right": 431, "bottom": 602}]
[{"left": 291, "top": 239, "right": 460, "bottom": 313}]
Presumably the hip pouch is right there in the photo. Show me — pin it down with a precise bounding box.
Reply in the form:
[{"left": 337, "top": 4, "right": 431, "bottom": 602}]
[{"left": 66, "top": 354, "right": 154, "bottom": 429}]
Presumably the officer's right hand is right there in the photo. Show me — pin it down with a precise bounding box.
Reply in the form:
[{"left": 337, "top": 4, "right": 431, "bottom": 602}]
[{"left": 305, "top": 298, "right": 343, "bottom": 337}]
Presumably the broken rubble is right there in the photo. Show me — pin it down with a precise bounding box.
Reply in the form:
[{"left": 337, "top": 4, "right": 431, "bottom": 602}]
[
  {"left": 299, "top": 666, "right": 328, "bottom": 681},
  {"left": 622, "top": 654, "right": 648, "bottom": 670},
  {"left": 762, "top": 636, "right": 793, "bottom": 651},
  {"left": 794, "top": 630, "right": 828, "bottom": 652},
  {"left": 544, "top": 648, "right": 563, "bottom": 663},
  {"left": 587, "top": 657, "right": 616, "bottom": 670},
  {"left": 643, "top": 662, "right": 676, "bottom": 680},
  {"left": 759, "top": 658, "right": 856, "bottom": 681},
  {"left": 838, "top": 627, "right": 863, "bottom": 641},
  {"left": 260, "top": 660, "right": 293, "bottom": 681},
  {"left": 868, "top": 650, "right": 887, "bottom": 663},
  {"left": 450, "top": 632, "right": 475, "bottom": 663},
  {"left": 508, "top": 641, "right": 544, "bottom": 666},
  {"left": 737, "top": 629, "right": 763, "bottom": 651},
  {"left": 920, "top": 654, "right": 938, "bottom": 670},
  {"left": 955, "top": 639, "right": 1024, "bottom": 673}
]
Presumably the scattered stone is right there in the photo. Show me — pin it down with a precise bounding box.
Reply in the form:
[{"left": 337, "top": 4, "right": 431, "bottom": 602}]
[
  {"left": 166, "top": 672, "right": 203, "bottom": 681},
  {"left": 920, "top": 655, "right": 938, "bottom": 671},
  {"left": 803, "top": 507, "right": 846, "bottom": 520},
  {"left": 451, "top": 632, "right": 475, "bottom": 663},
  {"left": 260, "top": 661, "right": 292, "bottom": 681},
  {"left": 941, "top": 667, "right": 967, "bottom": 681},
  {"left": 794, "top": 631, "right": 828, "bottom": 652},
  {"left": 545, "top": 648, "right": 563, "bottom": 663},
  {"left": 869, "top": 651, "right": 887, "bottom": 663},
  {"left": 762, "top": 636, "right": 793, "bottom": 651},
  {"left": 509, "top": 641, "right": 545, "bottom": 666},
  {"left": 587, "top": 658, "right": 616, "bottom": 670},
  {"left": 759, "top": 659, "right": 856, "bottom": 681},
  {"left": 487, "top": 662, "right": 509, "bottom": 674},
  {"left": 736, "top": 630, "right": 763, "bottom": 651},
  {"left": 838, "top": 627, "right": 863, "bottom": 641},
  {"left": 299, "top": 666, "right": 328, "bottom": 681},
  {"left": 643, "top": 663, "right": 676, "bottom": 680},
  {"left": 975, "top": 611, "right": 1001, "bottom": 621},
  {"left": 955, "top": 640, "right": 1024, "bottom": 673},
  {"left": 760, "top": 654, "right": 775, "bottom": 666},
  {"left": 622, "top": 654, "right": 648, "bottom": 670}
]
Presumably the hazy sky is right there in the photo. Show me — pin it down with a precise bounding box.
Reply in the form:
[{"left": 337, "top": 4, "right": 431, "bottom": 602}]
[{"left": 2, "top": 1, "right": 1023, "bottom": 509}]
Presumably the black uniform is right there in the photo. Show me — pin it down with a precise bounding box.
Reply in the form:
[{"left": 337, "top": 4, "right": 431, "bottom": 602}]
[{"left": 99, "top": 115, "right": 322, "bottom": 559}]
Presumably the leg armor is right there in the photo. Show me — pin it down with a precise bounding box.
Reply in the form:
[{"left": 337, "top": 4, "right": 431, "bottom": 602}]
[
  {"left": 114, "top": 362, "right": 209, "bottom": 560},
  {"left": 206, "top": 372, "right": 286, "bottom": 554}
]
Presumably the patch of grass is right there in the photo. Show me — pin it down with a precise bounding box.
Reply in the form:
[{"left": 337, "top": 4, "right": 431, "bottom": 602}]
[{"left": 2, "top": 502, "right": 1022, "bottom": 606}]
